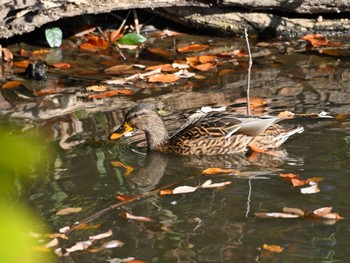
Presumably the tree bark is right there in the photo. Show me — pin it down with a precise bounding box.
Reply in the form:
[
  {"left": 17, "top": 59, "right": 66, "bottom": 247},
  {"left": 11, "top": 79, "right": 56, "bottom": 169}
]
[{"left": 1, "top": 0, "right": 350, "bottom": 39}]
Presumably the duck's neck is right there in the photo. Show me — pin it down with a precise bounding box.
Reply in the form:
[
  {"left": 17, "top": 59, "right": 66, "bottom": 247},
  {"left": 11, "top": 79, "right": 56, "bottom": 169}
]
[{"left": 144, "top": 117, "right": 169, "bottom": 152}]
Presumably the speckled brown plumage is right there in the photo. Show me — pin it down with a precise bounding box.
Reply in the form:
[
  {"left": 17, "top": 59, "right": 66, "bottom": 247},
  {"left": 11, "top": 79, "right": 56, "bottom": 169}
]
[{"left": 109, "top": 104, "right": 303, "bottom": 155}]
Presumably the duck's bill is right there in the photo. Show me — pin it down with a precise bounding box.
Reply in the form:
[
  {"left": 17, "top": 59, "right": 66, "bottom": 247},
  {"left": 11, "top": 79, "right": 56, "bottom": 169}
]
[{"left": 109, "top": 122, "right": 134, "bottom": 140}]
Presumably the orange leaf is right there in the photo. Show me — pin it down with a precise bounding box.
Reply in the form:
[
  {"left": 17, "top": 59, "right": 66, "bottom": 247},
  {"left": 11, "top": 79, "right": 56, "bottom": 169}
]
[
  {"left": 263, "top": 244, "right": 284, "bottom": 253},
  {"left": 279, "top": 173, "right": 298, "bottom": 179},
  {"left": 2, "top": 80, "right": 23, "bottom": 89},
  {"left": 194, "top": 62, "right": 217, "bottom": 71},
  {"left": 145, "top": 64, "right": 174, "bottom": 72},
  {"left": 147, "top": 73, "right": 179, "bottom": 83},
  {"left": 13, "top": 60, "right": 29, "bottom": 68},
  {"left": 31, "top": 49, "right": 50, "bottom": 55},
  {"left": 301, "top": 34, "right": 325, "bottom": 41},
  {"left": 2, "top": 48, "right": 13, "bottom": 61},
  {"left": 33, "top": 87, "right": 63, "bottom": 96},
  {"left": 201, "top": 167, "right": 239, "bottom": 175},
  {"left": 116, "top": 195, "right": 136, "bottom": 202},
  {"left": 20, "top": 49, "right": 31, "bottom": 57},
  {"left": 74, "top": 223, "right": 102, "bottom": 230},
  {"left": 88, "top": 89, "right": 134, "bottom": 98},
  {"left": 198, "top": 55, "right": 217, "bottom": 63},
  {"left": 52, "top": 62, "right": 71, "bottom": 69},
  {"left": 291, "top": 178, "right": 308, "bottom": 187},
  {"left": 109, "top": 27, "right": 125, "bottom": 43},
  {"left": 178, "top": 44, "right": 210, "bottom": 53},
  {"left": 234, "top": 97, "right": 267, "bottom": 107},
  {"left": 277, "top": 111, "right": 296, "bottom": 119},
  {"left": 80, "top": 35, "right": 108, "bottom": 51},
  {"left": 159, "top": 189, "right": 173, "bottom": 195},
  {"left": 185, "top": 56, "right": 200, "bottom": 63}
]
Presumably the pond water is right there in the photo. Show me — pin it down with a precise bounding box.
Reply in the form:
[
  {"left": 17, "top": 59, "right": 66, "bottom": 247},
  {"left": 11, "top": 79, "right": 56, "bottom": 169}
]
[{"left": 1, "top": 30, "right": 350, "bottom": 262}]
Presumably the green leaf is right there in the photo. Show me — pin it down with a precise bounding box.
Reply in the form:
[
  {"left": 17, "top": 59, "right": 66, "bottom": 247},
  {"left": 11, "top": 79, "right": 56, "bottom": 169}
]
[
  {"left": 117, "top": 33, "right": 147, "bottom": 45},
  {"left": 45, "top": 27, "right": 63, "bottom": 48}
]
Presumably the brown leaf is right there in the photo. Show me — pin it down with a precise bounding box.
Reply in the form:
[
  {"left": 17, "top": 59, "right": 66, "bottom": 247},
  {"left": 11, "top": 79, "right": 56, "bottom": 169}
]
[
  {"left": 33, "top": 86, "right": 63, "bottom": 96},
  {"left": 291, "top": 178, "right": 309, "bottom": 187},
  {"left": 263, "top": 244, "right": 284, "bottom": 253},
  {"left": 124, "top": 212, "right": 152, "bottom": 222},
  {"left": 278, "top": 111, "right": 296, "bottom": 119},
  {"left": 52, "top": 62, "right": 71, "bottom": 69},
  {"left": 282, "top": 207, "right": 305, "bottom": 217},
  {"left": 109, "top": 28, "right": 125, "bottom": 43},
  {"left": 116, "top": 194, "right": 136, "bottom": 202},
  {"left": 104, "top": 64, "right": 133, "bottom": 74},
  {"left": 145, "top": 64, "right": 174, "bottom": 72},
  {"left": 80, "top": 35, "right": 108, "bottom": 51},
  {"left": 186, "top": 56, "right": 200, "bottom": 63},
  {"left": 2, "top": 80, "right": 23, "bottom": 89},
  {"left": 147, "top": 73, "right": 179, "bottom": 83},
  {"left": 73, "top": 223, "right": 102, "bottom": 230},
  {"left": 56, "top": 207, "right": 83, "bottom": 215},
  {"left": 178, "top": 44, "right": 210, "bottom": 53},
  {"left": 201, "top": 167, "right": 239, "bottom": 175},
  {"left": 88, "top": 89, "right": 134, "bottom": 98},
  {"left": 2, "top": 48, "right": 13, "bottom": 61},
  {"left": 31, "top": 49, "right": 50, "bottom": 55},
  {"left": 147, "top": 47, "right": 173, "bottom": 57}
]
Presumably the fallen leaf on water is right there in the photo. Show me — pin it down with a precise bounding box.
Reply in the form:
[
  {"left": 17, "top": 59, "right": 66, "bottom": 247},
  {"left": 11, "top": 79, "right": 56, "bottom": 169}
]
[
  {"left": 282, "top": 207, "right": 305, "bottom": 217},
  {"left": 52, "top": 62, "right": 71, "bottom": 69},
  {"left": 59, "top": 226, "right": 70, "bottom": 233},
  {"left": 279, "top": 173, "right": 298, "bottom": 179},
  {"left": 254, "top": 212, "right": 300, "bottom": 218},
  {"left": 13, "top": 60, "right": 30, "bottom": 68},
  {"left": 291, "top": 178, "right": 309, "bottom": 187},
  {"left": 234, "top": 97, "right": 267, "bottom": 107},
  {"left": 89, "top": 240, "right": 124, "bottom": 253},
  {"left": 56, "top": 207, "right": 83, "bottom": 215},
  {"left": 262, "top": 244, "right": 284, "bottom": 253},
  {"left": 200, "top": 179, "right": 232, "bottom": 188},
  {"left": 33, "top": 86, "right": 63, "bottom": 96},
  {"left": 80, "top": 35, "right": 108, "bottom": 51},
  {"left": 307, "top": 177, "right": 323, "bottom": 184},
  {"left": 201, "top": 167, "right": 239, "bottom": 175},
  {"left": 159, "top": 189, "right": 173, "bottom": 196},
  {"left": 124, "top": 212, "right": 152, "bottom": 222},
  {"left": 172, "top": 185, "right": 198, "bottom": 194},
  {"left": 145, "top": 64, "right": 174, "bottom": 72},
  {"left": 2, "top": 80, "right": 23, "bottom": 89},
  {"left": 89, "top": 230, "right": 113, "bottom": 241},
  {"left": 116, "top": 194, "right": 136, "bottom": 202},
  {"left": 85, "top": 85, "right": 107, "bottom": 92},
  {"left": 178, "top": 44, "right": 210, "bottom": 53},
  {"left": 300, "top": 184, "right": 320, "bottom": 194},
  {"left": 2, "top": 48, "right": 13, "bottom": 61},
  {"left": 308, "top": 207, "right": 344, "bottom": 220},
  {"left": 194, "top": 62, "right": 217, "bottom": 71},
  {"left": 104, "top": 64, "right": 134, "bottom": 74},
  {"left": 147, "top": 47, "right": 173, "bottom": 57},
  {"left": 66, "top": 240, "right": 92, "bottom": 253},
  {"left": 277, "top": 111, "right": 296, "bottom": 119},
  {"left": 88, "top": 89, "right": 134, "bottom": 98},
  {"left": 148, "top": 73, "right": 179, "bottom": 83},
  {"left": 199, "top": 55, "right": 217, "bottom": 63},
  {"left": 74, "top": 223, "right": 102, "bottom": 230},
  {"left": 312, "top": 207, "right": 333, "bottom": 217},
  {"left": 172, "top": 62, "right": 190, "bottom": 69},
  {"left": 102, "top": 78, "right": 129, "bottom": 85}
]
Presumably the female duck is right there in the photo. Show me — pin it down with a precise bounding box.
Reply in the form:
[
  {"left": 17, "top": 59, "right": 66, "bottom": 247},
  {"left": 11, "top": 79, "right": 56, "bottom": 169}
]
[{"left": 109, "top": 104, "right": 303, "bottom": 155}]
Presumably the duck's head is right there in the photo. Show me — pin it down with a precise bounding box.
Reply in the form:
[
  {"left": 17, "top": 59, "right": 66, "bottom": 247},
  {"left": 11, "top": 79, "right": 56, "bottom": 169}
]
[{"left": 109, "top": 104, "right": 165, "bottom": 141}]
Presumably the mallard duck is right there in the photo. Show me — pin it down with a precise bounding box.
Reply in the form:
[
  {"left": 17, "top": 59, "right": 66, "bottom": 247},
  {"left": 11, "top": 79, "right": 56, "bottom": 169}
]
[{"left": 109, "top": 104, "right": 303, "bottom": 155}]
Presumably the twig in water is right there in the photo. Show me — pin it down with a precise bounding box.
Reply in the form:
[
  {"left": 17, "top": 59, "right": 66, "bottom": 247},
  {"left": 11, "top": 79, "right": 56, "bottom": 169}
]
[
  {"left": 133, "top": 9, "right": 140, "bottom": 35},
  {"left": 244, "top": 28, "right": 253, "bottom": 115}
]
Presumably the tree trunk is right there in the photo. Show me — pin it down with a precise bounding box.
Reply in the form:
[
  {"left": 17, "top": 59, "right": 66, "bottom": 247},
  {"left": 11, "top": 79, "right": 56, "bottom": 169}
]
[{"left": 1, "top": 0, "right": 350, "bottom": 39}]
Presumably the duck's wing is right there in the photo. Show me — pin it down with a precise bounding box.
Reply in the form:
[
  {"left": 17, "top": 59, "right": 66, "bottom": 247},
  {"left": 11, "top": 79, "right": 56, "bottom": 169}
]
[
  {"left": 170, "top": 112, "right": 243, "bottom": 140},
  {"left": 236, "top": 117, "right": 280, "bottom": 136}
]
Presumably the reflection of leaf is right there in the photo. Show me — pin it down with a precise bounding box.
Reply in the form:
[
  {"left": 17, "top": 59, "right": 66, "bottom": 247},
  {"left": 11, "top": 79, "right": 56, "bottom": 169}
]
[
  {"left": 2, "top": 81, "right": 23, "bottom": 89},
  {"left": 117, "top": 33, "right": 147, "bottom": 45},
  {"left": 45, "top": 27, "right": 63, "bottom": 48},
  {"left": 201, "top": 167, "right": 239, "bottom": 175},
  {"left": 178, "top": 44, "right": 209, "bottom": 53},
  {"left": 263, "top": 244, "right": 284, "bottom": 253},
  {"left": 56, "top": 207, "right": 82, "bottom": 216}
]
